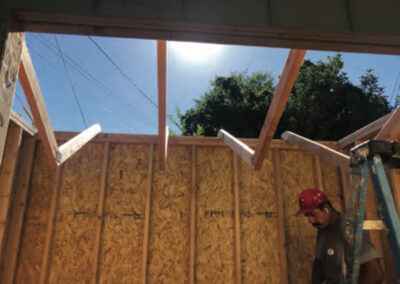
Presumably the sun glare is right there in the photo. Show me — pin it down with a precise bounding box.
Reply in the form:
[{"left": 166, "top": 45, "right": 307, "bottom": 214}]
[{"left": 169, "top": 41, "right": 223, "bottom": 63}]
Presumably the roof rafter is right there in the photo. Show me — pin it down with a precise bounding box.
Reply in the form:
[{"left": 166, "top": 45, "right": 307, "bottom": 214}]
[
  {"left": 252, "top": 49, "right": 306, "bottom": 169},
  {"left": 19, "top": 38, "right": 101, "bottom": 167},
  {"left": 157, "top": 40, "right": 168, "bottom": 170},
  {"left": 375, "top": 107, "right": 400, "bottom": 140}
]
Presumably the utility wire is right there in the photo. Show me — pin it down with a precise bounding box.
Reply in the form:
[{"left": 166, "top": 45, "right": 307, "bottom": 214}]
[
  {"left": 54, "top": 35, "right": 88, "bottom": 128},
  {"left": 28, "top": 35, "right": 152, "bottom": 130},
  {"left": 31, "top": 34, "right": 179, "bottom": 131},
  {"left": 14, "top": 91, "right": 34, "bottom": 122},
  {"left": 87, "top": 36, "right": 179, "bottom": 129},
  {"left": 87, "top": 36, "right": 159, "bottom": 109}
]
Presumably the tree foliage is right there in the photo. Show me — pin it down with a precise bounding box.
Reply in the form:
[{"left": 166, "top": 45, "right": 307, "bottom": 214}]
[{"left": 178, "top": 55, "right": 392, "bottom": 140}]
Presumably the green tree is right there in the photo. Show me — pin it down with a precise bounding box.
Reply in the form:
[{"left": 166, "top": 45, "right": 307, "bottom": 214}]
[{"left": 179, "top": 55, "right": 392, "bottom": 140}]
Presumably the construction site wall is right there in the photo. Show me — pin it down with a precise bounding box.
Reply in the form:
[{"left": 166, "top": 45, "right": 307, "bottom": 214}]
[{"left": 0, "top": 129, "right": 397, "bottom": 284}]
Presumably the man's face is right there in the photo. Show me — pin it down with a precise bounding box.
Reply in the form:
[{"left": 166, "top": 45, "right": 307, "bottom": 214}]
[{"left": 304, "top": 208, "right": 331, "bottom": 229}]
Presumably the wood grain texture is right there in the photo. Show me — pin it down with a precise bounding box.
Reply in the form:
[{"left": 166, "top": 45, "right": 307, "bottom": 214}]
[
  {"left": 19, "top": 42, "right": 58, "bottom": 166},
  {"left": 253, "top": 50, "right": 306, "bottom": 169},
  {"left": 0, "top": 136, "right": 36, "bottom": 284},
  {"left": 0, "top": 29, "right": 23, "bottom": 166}
]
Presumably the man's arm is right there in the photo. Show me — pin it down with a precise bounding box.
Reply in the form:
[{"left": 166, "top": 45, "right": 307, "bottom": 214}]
[{"left": 358, "top": 258, "right": 384, "bottom": 284}]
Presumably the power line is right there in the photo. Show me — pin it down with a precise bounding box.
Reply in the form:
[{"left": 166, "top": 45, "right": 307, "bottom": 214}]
[
  {"left": 87, "top": 36, "right": 179, "bottom": 128},
  {"left": 14, "top": 91, "right": 34, "bottom": 122},
  {"left": 87, "top": 36, "right": 159, "bottom": 109},
  {"left": 54, "top": 35, "right": 88, "bottom": 128},
  {"left": 28, "top": 35, "right": 153, "bottom": 131}
]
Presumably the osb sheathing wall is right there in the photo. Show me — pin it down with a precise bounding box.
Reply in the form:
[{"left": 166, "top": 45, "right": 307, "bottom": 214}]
[{"left": 0, "top": 135, "right": 352, "bottom": 284}]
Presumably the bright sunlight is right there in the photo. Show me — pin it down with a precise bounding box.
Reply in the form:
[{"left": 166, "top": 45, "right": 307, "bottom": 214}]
[{"left": 169, "top": 41, "right": 224, "bottom": 64}]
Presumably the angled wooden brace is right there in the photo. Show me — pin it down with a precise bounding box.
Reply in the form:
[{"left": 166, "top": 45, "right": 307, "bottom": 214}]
[
  {"left": 338, "top": 112, "right": 392, "bottom": 149},
  {"left": 218, "top": 49, "right": 305, "bottom": 169},
  {"left": 218, "top": 129, "right": 255, "bottom": 166},
  {"left": 157, "top": 40, "right": 168, "bottom": 170},
  {"left": 281, "top": 131, "right": 350, "bottom": 167},
  {"left": 375, "top": 107, "right": 400, "bottom": 140},
  {"left": 252, "top": 49, "right": 306, "bottom": 169},
  {"left": 19, "top": 40, "right": 101, "bottom": 167}
]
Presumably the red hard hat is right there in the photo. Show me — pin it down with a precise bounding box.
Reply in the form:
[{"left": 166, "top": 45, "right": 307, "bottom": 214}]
[{"left": 297, "top": 188, "right": 327, "bottom": 215}]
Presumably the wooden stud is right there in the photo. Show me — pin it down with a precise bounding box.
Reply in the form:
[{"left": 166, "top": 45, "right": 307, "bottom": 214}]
[
  {"left": 142, "top": 144, "right": 154, "bottom": 284},
  {"left": 376, "top": 107, "right": 400, "bottom": 140},
  {"left": 0, "top": 126, "right": 23, "bottom": 260},
  {"left": 281, "top": 131, "right": 350, "bottom": 167},
  {"left": 57, "top": 124, "right": 101, "bottom": 165},
  {"left": 157, "top": 40, "right": 167, "bottom": 171},
  {"left": 92, "top": 142, "right": 110, "bottom": 284},
  {"left": 233, "top": 154, "right": 242, "bottom": 284},
  {"left": 252, "top": 49, "right": 306, "bottom": 169},
  {"left": 338, "top": 112, "right": 391, "bottom": 149},
  {"left": 189, "top": 145, "right": 197, "bottom": 284},
  {"left": 0, "top": 136, "right": 36, "bottom": 284},
  {"left": 313, "top": 156, "right": 324, "bottom": 190},
  {"left": 218, "top": 129, "right": 255, "bottom": 167},
  {"left": 19, "top": 42, "right": 58, "bottom": 166},
  {"left": 39, "top": 166, "right": 63, "bottom": 284},
  {"left": 389, "top": 169, "right": 400, "bottom": 213},
  {"left": 272, "top": 150, "right": 289, "bottom": 284},
  {"left": 338, "top": 166, "right": 350, "bottom": 211},
  {"left": 0, "top": 29, "right": 23, "bottom": 167}
]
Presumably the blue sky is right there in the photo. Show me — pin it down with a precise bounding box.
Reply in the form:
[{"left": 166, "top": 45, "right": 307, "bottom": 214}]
[{"left": 13, "top": 33, "right": 400, "bottom": 135}]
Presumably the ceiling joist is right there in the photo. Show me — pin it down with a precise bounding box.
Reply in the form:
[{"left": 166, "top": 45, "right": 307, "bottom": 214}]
[
  {"left": 19, "top": 39, "right": 101, "bottom": 167},
  {"left": 157, "top": 40, "right": 168, "bottom": 170}
]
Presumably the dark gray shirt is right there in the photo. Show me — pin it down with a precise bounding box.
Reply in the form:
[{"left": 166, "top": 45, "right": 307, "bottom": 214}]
[{"left": 312, "top": 214, "right": 381, "bottom": 284}]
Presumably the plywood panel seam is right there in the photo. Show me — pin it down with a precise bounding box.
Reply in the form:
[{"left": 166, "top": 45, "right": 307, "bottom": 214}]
[
  {"left": 39, "top": 166, "right": 64, "bottom": 284},
  {"left": 142, "top": 144, "right": 154, "bottom": 284},
  {"left": 93, "top": 142, "right": 110, "bottom": 284}
]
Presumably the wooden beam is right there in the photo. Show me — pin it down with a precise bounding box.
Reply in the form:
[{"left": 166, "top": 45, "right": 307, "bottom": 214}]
[
  {"left": 282, "top": 131, "right": 350, "bottom": 167},
  {"left": 363, "top": 220, "right": 386, "bottom": 231},
  {"left": 53, "top": 131, "right": 339, "bottom": 149},
  {"left": 142, "top": 144, "right": 154, "bottom": 284},
  {"left": 233, "top": 154, "right": 242, "bottom": 284},
  {"left": 56, "top": 124, "right": 101, "bottom": 165},
  {"left": 313, "top": 157, "right": 324, "bottom": 190},
  {"left": 157, "top": 40, "right": 167, "bottom": 171},
  {"left": 19, "top": 41, "right": 58, "bottom": 166},
  {"left": 0, "top": 28, "right": 23, "bottom": 166},
  {"left": 218, "top": 129, "right": 255, "bottom": 167},
  {"left": 10, "top": 111, "right": 37, "bottom": 136},
  {"left": 92, "top": 142, "right": 110, "bottom": 284},
  {"left": 0, "top": 126, "right": 22, "bottom": 262},
  {"left": 272, "top": 151, "right": 289, "bottom": 284},
  {"left": 252, "top": 49, "right": 306, "bottom": 169},
  {"left": 338, "top": 112, "right": 391, "bottom": 148},
  {"left": 39, "top": 166, "right": 63, "bottom": 284},
  {"left": 375, "top": 107, "right": 400, "bottom": 140},
  {"left": 0, "top": 136, "right": 36, "bottom": 284},
  {"left": 10, "top": 8, "right": 400, "bottom": 56},
  {"left": 189, "top": 145, "right": 197, "bottom": 284}
]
